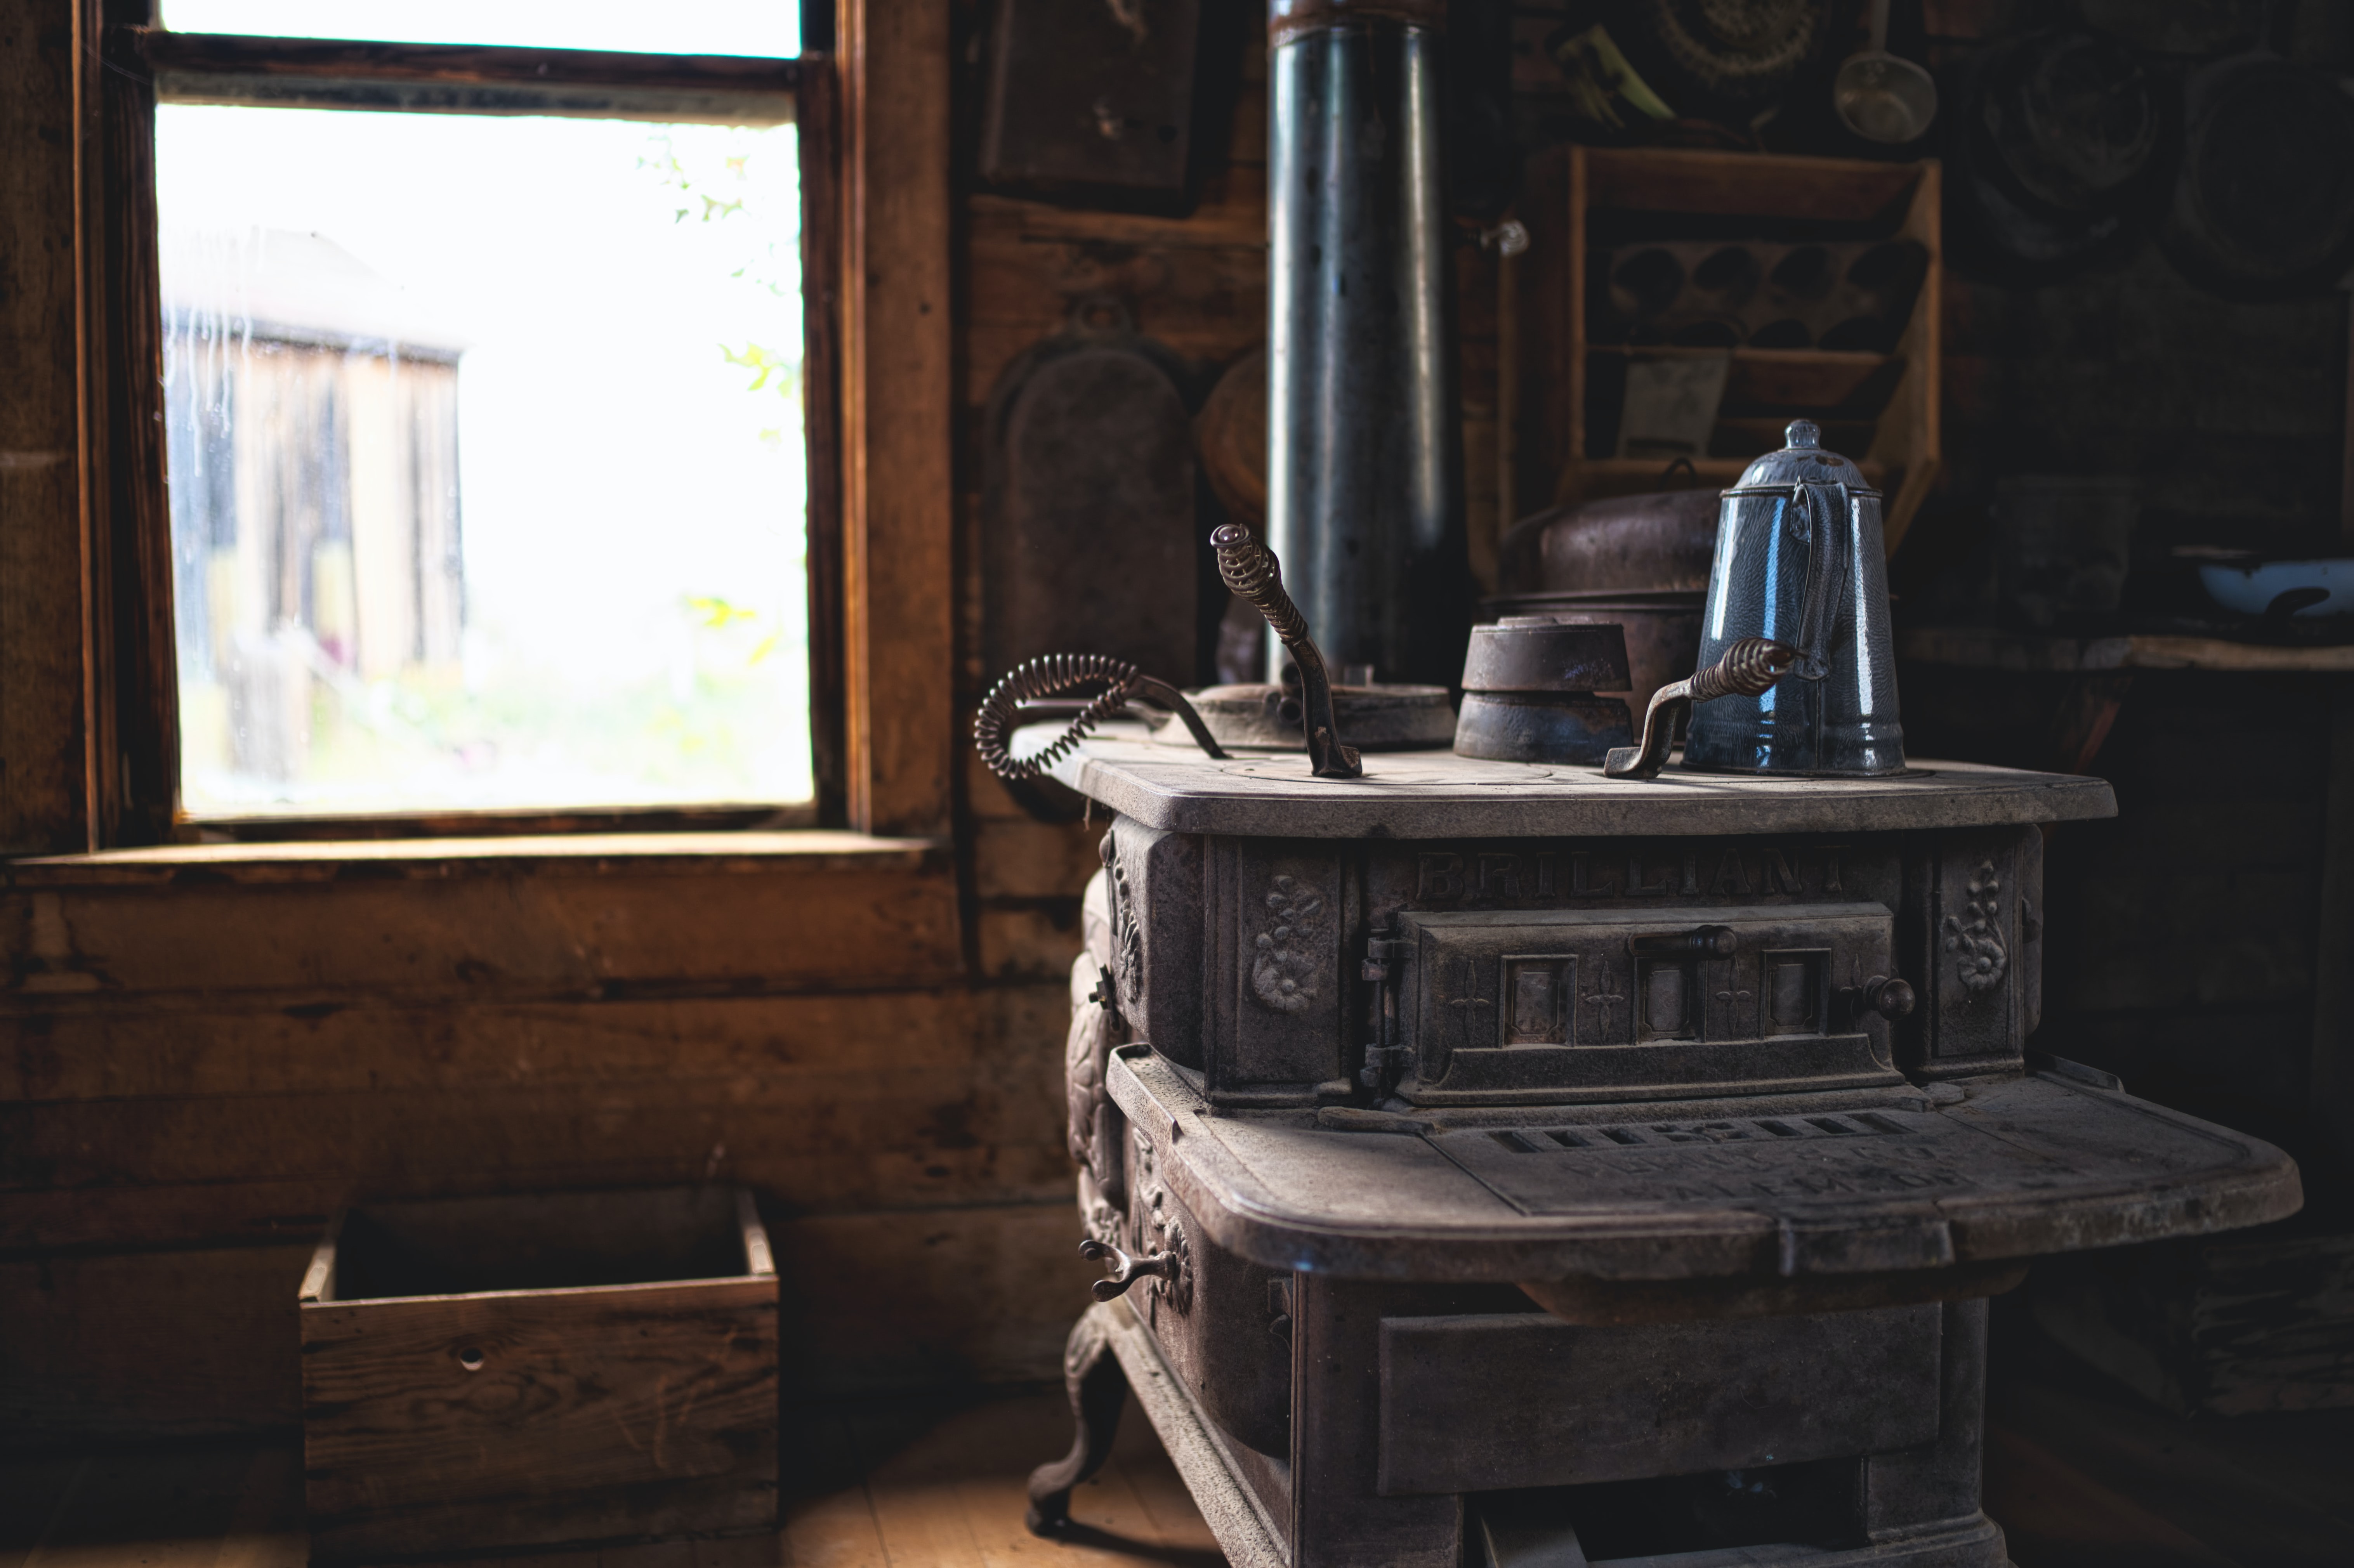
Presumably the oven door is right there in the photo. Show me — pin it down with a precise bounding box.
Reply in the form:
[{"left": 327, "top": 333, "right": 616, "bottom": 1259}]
[{"left": 1389, "top": 902, "right": 1906, "bottom": 1105}]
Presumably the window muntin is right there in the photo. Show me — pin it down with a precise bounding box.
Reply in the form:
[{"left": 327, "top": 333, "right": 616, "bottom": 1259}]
[
  {"left": 160, "top": 1, "right": 801, "bottom": 59},
  {"left": 158, "top": 105, "right": 811, "bottom": 817}
]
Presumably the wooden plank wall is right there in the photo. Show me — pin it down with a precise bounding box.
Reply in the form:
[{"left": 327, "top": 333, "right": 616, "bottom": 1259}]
[
  {"left": 0, "top": 2, "right": 95, "bottom": 855},
  {"left": 0, "top": 842, "right": 1105, "bottom": 1440}
]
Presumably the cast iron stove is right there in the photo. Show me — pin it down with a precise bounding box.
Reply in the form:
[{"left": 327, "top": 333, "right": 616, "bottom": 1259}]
[{"left": 1023, "top": 734, "right": 2301, "bottom": 1568}]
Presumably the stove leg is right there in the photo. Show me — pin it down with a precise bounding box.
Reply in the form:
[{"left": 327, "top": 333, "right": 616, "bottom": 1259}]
[{"left": 1026, "top": 1308, "right": 1130, "bottom": 1536}]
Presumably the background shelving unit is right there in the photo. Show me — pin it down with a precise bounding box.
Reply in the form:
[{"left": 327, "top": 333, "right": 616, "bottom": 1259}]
[{"left": 1542, "top": 147, "right": 1942, "bottom": 553}]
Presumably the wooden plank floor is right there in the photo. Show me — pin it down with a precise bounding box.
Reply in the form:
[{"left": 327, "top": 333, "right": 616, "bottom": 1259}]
[
  {"left": 0, "top": 1391, "right": 1222, "bottom": 1568},
  {"left": 7, "top": 1358, "right": 2352, "bottom": 1568}
]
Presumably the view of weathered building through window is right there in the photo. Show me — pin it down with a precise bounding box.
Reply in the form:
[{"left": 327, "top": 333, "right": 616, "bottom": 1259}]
[{"left": 157, "top": 3, "right": 807, "bottom": 817}]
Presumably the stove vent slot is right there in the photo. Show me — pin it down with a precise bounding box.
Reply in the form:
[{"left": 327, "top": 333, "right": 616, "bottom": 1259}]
[{"left": 1493, "top": 1113, "right": 1906, "bottom": 1151}]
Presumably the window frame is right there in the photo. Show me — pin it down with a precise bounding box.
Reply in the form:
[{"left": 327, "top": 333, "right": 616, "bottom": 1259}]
[{"left": 85, "top": 13, "right": 851, "bottom": 844}]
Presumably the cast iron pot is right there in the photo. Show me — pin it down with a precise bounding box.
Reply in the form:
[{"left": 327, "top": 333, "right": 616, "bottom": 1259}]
[{"left": 1492, "top": 485, "right": 1717, "bottom": 715}]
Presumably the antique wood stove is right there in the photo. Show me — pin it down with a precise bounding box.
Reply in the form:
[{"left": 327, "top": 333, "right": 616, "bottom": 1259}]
[
  {"left": 1017, "top": 736, "right": 2301, "bottom": 1568},
  {"left": 1001, "top": 3, "right": 2300, "bottom": 1562}
]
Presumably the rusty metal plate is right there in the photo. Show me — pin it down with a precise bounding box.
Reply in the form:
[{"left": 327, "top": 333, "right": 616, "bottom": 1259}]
[{"left": 981, "top": 313, "right": 1201, "bottom": 684}]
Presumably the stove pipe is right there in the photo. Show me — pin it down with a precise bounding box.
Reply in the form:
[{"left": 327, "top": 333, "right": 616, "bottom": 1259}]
[{"left": 1265, "top": 0, "right": 1469, "bottom": 687}]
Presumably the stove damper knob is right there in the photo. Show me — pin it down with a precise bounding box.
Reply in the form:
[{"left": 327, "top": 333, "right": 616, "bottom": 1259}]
[{"left": 1860, "top": 975, "right": 1917, "bottom": 1020}]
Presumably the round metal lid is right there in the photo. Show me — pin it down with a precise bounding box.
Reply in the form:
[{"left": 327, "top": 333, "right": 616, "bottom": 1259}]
[{"left": 1727, "top": 419, "right": 1876, "bottom": 494}]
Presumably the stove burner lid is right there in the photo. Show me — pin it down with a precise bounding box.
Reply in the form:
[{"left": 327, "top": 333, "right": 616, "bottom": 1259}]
[{"left": 1159, "top": 682, "right": 1455, "bottom": 751}]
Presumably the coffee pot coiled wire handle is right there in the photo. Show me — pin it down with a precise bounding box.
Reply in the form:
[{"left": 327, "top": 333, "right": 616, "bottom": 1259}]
[
  {"left": 1212, "top": 524, "right": 1363, "bottom": 780},
  {"left": 974, "top": 652, "right": 1228, "bottom": 783},
  {"left": 1604, "top": 638, "right": 1799, "bottom": 781}
]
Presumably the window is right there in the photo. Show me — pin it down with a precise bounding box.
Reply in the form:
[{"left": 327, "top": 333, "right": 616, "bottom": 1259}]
[{"left": 142, "top": 2, "right": 821, "bottom": 825}]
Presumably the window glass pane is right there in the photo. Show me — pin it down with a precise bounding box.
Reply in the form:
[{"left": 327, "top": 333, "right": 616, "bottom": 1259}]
[
  {"left": 161, "top": 1, "right": 799, "bottom": 57},
  {"left": 159, "top": 107, "right": 810, "bottom": 817}
]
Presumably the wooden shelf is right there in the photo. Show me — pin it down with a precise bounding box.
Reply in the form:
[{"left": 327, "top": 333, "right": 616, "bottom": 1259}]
[
  {"left": 1577, "top": 454, "right": 1892, "bottom": 489},
  {"left": 1551, "top": 147, "right": 1941, "bottom": 553},
  {"left": 1900, "top": 625, "right": 2354, "bottom": 674},
  {"left": 1583, "top": 344, "right": 1906, "bottom": 416}
]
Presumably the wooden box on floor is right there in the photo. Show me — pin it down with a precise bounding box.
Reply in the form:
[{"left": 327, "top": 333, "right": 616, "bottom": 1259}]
[{"left": 299, "top": 1187, "right": 778, "bottom": 1563}]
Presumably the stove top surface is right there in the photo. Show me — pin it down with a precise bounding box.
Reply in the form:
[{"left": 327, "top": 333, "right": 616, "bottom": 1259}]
[
  {"left": 1040, "top": 726, "right": 2117, "bottom": 838},
  {"left": 1109, "top": 1047, "right": 2298, "bottom": 1283}
]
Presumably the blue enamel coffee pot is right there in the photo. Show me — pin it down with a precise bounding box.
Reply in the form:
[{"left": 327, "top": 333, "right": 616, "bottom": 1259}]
[{"left": 1683, "top": 420, "right": 1906, "bottom": 775}]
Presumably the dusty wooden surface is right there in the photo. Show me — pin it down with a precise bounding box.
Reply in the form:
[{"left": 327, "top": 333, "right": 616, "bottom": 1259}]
[
  {"left": 4, "top": 830, "right": 936, "bottom": 883},
  {"left": 4, "top": 1360, "right": 2352, "bottom": 1567},
  {"left": 0, "top": 1393, "right": 1226, "bottom": 1568},
  {"left": 1900, "top": 625, "right": 2354, "bottom": 674}
]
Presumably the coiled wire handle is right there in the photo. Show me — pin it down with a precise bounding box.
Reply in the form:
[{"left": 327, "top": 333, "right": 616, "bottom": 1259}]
[
  {"left": 1211, "top": 524, "right": 1362, "bottom": 780},
  {"left": 1604, "top": 638, "right": 1797, "bottom": 781},
  {"left": 974, "top": 653, "right": 1227, "bottom": 783}
]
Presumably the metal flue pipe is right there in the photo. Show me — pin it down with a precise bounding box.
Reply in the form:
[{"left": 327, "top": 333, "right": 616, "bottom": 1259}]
[{"left": 1265, "top": 0, "right": 1469, "bottom": 687}]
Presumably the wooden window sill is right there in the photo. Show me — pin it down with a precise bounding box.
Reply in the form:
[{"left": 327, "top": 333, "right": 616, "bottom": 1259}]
[{"left": 3, "top": 830, "right": 946, "bottom": 887}]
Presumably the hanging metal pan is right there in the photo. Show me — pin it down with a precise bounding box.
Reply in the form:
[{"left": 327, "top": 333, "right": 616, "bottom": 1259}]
[
  {"left": 1943, "top": 29, "right": 2168, "bottom": 284},
  {"left": 2077, "top": 0, "right": 2263, "bottom": 57},
  {"left": 2160, "top": 40, "right": 2354, "bottom": 298},
  {"left": 1602, "top": 0, "right": 1836, "bottom": 125}
]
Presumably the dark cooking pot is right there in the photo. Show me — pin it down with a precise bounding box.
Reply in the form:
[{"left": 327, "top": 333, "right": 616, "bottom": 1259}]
[
  {"left": 1491, "top": 485, "right": 1720, "bottom": 715},
  {"left": 1496, "top": 487, "right": 1719, "bottom": 595},
  {"left": 1945, "top": 28, "right": 2165, "bottom": 281}
]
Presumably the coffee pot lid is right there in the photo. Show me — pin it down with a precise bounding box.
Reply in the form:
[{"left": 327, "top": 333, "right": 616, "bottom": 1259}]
[{"left": 1727, "top": 419, "right": 1876, "bottom": 494}]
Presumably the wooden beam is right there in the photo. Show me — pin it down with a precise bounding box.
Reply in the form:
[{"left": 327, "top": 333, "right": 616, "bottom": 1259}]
[
  {"left": 0, "top": 0, "right": 95, "bottom": 854},
  {"left": 0, "top": 983, "right": 1066, "bottom": 1104},
  {"left": 135, "top": 29, "right": 800, "bottom": 123},
  {"left": 3, "top": 827, "right": 934, "bottom": 884},
  {"left": 1901, "top": 624, "right": 2354, "bottom": 674},
  {"left": 800, "top": 56, "right": 850, "bottom": 827},
  {"left": 838, "top": 0, "right": 955, "bottom": 838},
  {"left": 83, "top": 20, "right": 179, "bottom": 847},
  {"left": 0, "top": 852, "right": 960, "bottom": 999}
]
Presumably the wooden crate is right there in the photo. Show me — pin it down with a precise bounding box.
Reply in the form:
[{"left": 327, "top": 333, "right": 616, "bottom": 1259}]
[
  {"left": 2029, "top": 1227, "right": 2354, "bottom": 1417},
  {"left": 1542, "top": 146, "right": 1942, "bottom": 554},
  {"left": 299, "top": 1187, "right": 778, "bottom": 1563}
]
